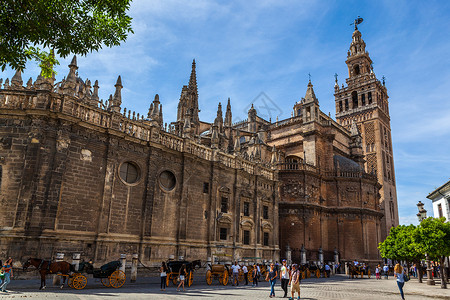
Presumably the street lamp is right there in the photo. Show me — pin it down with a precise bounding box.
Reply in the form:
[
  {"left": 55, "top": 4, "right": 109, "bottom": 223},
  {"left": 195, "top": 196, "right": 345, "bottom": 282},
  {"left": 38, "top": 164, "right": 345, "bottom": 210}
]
[{"left": 416, "top": 201, "right": 435, "bottom": 285}]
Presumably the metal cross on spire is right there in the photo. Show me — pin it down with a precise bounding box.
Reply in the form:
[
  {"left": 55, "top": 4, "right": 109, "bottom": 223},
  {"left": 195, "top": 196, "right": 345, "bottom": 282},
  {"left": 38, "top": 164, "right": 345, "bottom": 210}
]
[
  {"left": 334, "top": 73, "right": 338, "bottom": 83},
  {"left": 308, "top": 73, "right": 312, "bottom": 82}
]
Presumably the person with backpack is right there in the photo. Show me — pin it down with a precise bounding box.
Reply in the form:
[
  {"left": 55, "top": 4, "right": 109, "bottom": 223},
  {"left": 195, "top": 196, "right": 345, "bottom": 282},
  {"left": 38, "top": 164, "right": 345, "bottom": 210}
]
[
  {"left": 252, "top": 264, "right": 259, "bottom": 287},
  {"left": 394, "top": 263, "right": 408, "bottom": 300}
]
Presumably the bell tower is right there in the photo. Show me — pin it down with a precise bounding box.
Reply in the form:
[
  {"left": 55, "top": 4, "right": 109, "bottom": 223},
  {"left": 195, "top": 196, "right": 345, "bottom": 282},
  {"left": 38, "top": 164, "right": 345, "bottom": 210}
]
[{"left": 334, "top": 21, "right": 399, "bottom": 240}]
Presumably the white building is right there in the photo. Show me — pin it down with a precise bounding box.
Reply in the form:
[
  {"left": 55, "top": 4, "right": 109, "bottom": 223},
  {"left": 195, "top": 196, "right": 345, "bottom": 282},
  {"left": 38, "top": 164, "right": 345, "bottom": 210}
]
[{"left": 426, "top": 180, "right": 450, "bottom": 222}]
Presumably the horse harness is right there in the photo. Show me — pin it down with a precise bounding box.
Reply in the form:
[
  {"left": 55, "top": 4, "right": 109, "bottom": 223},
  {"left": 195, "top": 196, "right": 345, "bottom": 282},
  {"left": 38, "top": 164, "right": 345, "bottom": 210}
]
[{"left": 37, "top": 260, "right": 53, "bottom": 273}]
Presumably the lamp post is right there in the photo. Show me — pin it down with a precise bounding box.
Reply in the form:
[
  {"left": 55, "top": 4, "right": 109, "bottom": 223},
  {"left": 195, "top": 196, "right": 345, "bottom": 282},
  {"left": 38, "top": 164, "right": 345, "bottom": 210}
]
[{"left": 416, "top": 201, "right": 435, "bottom": 285}]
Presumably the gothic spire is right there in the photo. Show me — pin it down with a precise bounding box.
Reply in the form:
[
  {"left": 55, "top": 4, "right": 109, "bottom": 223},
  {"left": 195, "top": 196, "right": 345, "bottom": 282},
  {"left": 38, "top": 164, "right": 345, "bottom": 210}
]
[
  {"left": 225, "top": 97, "right": 232, "bottom": 127},
  {"left": 304, "top": 80, "right": 318, "bottom": 104},
  {"left": 189, "top": 59, "right": 197, "bottom": 93},
  {"left": 11, "top": 69, "right": 23, "bottom": 88},
  {"left": 66, "top": 55, "right": 78, "bottom": 83},
  {"left": 111, "top": 76, "right": 122, "bottom": 112}
]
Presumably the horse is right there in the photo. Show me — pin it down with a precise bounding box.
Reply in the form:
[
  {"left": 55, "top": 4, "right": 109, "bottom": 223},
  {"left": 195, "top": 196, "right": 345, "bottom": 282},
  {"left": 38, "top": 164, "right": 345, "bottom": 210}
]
[
  {"left": 347, "top": 262, "right": 361, "bottom": 279},
  {"left": 23, "top": 258, "right": 75, "bottom": 290}
]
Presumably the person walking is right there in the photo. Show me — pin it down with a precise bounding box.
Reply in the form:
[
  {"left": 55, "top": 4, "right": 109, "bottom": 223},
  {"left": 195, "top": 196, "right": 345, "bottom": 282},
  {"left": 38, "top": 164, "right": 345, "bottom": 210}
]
[
  {"left": 0, "top": 258, "right": 13, "bottom": 293},
  {"left": 0, "top": 259, "right": 3, "bottom": 287},
  {"left": 289, "top": 264, "right": 301, "bottom": 300},
  {"left": 383, "top": 264, "right": 389, "bottom": 279},
  {"left": 177, "top": 264, "right": 186, "bottom": 292},
  {"left": 252, "top": 264, "right": 259, "bottom": 287},
  {"left": 280, "top": 259, "right": 290, "bottom": 298},
  {"left": 242, "top": 264, "right": 249, "bottom": 285},
  {"left": 394, "top": 263, "right": 406, "bottom": 300},
  {"left": 375, "top": 265, "right": 381, "bottom": 280},
  {"left": 160, "top": 261, "right": 168, "bottom": 291},
  {"left": 324, "top": 263, "right": 331, "bottom": 278},
  {"left": 231, "top": 261, "right": 240, "bottom": 286},
  {"left": 266, "top": 263, "right": 278, "bottom": 298}
]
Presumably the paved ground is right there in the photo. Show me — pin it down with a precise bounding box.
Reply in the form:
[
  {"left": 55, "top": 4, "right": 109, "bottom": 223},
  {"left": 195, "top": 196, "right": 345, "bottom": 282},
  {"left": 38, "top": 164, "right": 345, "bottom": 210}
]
[{"left": 0, "top": 274, "right": 449, "bottom": 299}]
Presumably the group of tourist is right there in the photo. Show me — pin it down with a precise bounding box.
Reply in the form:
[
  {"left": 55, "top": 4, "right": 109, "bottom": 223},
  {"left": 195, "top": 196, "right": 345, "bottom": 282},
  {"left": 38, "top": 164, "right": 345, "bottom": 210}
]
[
  {"left": 0, "top": 257, "right": 13, "bottom": 293},
  {"left": 159, "top": 262, "right": 188, "bottom": 292}
]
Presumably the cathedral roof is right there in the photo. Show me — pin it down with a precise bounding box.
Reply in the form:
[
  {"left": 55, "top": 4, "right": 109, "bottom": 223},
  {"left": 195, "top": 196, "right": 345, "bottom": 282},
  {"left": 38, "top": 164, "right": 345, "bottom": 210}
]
[{"left": 333, "top": 155, "right": 362, "bottom": 172}]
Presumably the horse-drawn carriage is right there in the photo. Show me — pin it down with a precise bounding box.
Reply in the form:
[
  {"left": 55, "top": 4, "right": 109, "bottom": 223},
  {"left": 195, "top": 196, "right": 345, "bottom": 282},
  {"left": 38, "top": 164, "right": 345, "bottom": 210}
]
[
  {"left": 206, "top": 264, "right": 229, "bottom": 285},
  {"left": 166, "top": 260, "right": 200, "bottom": 287},
  {"left": 348, "top": 263, "right": 371, "bottom": 279},
  {"left": 23, "top": 258, "right": 126, "bottom": 290},
  {"left": 68, "top": 260, "right": 126, "bottom": 289}
]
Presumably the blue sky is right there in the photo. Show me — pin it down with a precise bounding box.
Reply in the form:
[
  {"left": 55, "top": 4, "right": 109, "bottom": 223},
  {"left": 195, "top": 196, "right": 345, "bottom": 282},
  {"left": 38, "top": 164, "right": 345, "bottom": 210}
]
[{"left": 3, "top": 0, "right": 450, "bottom": 225}]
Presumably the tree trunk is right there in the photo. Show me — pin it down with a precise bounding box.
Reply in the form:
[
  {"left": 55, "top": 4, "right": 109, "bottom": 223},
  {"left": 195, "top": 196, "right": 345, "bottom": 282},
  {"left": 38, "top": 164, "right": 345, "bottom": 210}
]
[
  {"left": 415, "top": 260, "right": 423, "bottom": 283},
  {"left": 440, "top": 256, "right": 447, "bottom": 289}
]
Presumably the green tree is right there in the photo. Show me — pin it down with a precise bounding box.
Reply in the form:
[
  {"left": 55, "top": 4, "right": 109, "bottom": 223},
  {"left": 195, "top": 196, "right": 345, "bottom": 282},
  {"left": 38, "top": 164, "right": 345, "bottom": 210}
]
[
  {"left": 0, "top": 0, "right": 133, "bottom": 76},
  {"left": 378, "top": 224, "right": 425, "bottom": 282},
  {"left": 413, "top": 217, "right": 450, "bottom": 289}
]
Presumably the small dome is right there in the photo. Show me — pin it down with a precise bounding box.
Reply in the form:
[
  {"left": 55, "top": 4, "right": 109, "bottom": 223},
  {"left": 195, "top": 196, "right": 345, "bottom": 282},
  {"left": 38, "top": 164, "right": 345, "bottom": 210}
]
[{"left": 333, "top": 155, "right": 362, "bottom": 171}]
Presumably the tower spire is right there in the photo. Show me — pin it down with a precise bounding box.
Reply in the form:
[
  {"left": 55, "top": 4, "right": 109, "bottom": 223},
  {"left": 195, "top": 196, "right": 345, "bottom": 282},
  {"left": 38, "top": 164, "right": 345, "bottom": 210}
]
[{"left": 189, "top": 59, "right": 197, "bottom": 92}]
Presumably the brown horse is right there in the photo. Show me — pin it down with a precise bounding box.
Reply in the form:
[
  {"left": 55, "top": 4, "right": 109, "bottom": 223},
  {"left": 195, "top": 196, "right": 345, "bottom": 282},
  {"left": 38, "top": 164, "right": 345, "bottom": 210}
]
[{"left": 23, "top": 258, "right": 75, "bottom": 290}]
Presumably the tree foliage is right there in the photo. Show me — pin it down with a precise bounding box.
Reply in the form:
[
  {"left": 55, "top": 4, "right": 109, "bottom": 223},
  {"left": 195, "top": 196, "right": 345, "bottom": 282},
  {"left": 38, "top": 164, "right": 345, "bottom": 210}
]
[
  {"left": 412, "top": 217, "right": 450, "bottom": 260},
  {"left": 0, "top": 0, "right": 133, "bottom": 75},
  {"left": 378, "top": 224, "right": 424, "bottom": 262}
]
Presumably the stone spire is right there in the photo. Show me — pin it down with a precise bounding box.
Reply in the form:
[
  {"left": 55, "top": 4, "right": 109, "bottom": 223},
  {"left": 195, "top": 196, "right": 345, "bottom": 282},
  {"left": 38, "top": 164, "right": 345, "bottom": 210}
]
[
  {"left": 11, "top": 69, "right": 23, "bottom": 88},
  {"left": 110, "top": 76, "right": 122, "bottom": 112},
  {"left": 215, "top": 102, "right": 223, "bottom": 132},
  {"left": 66, "top": 55, "right": 78, "bottom": 83},
  {"left": 92, "top": 80, "right": 99, "bottom": 102},
  {"left": 189, "top": 59, "right": 197, "bottom": 93},
  {"left": 224, "top": 97, "right": 232, "bottom": 127},
  {"left": 349, "top": 120, "right": 364, "bottom": 166},
  {"left": 304, "top": 80, "right": 318, "bottom": 104},
  {"left": 234, "top": 130, "right": 241, "bottom": 153},
  {"left": 211, "top": 119, "right": 219, "bottom": 148},
  {"left": 148, "top": 94, "right": 163, "bottom": 127},
  {"left": 248, "top": 104, "right": 257, "bottom": 132}
]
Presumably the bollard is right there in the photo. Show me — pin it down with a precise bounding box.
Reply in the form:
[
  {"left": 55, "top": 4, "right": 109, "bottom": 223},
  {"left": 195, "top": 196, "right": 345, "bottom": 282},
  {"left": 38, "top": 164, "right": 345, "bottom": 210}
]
[
  {"left": 53, "top": 253, "right": 64, "bottom": 286},
  {"left": 120, "top": 254, "right": 126, "bottom": 273},
  {"left": 72, "top": 253, "right": 81, "bottom": 272},
  {"left": 131, "top": 254, "right": 138, "bottom": 283}
]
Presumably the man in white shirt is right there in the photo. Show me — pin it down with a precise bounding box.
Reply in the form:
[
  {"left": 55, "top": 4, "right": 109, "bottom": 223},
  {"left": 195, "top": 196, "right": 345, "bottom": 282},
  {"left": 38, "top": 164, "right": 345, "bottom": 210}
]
[
  {"left": 231, "top": 261, "right": 240, "bottom": 286},
  {"left": 242, "top": 265, "right": 248, "bottom": 285},
  {"left": 383, "top": 264, "right": 389, "bottom": 279}
]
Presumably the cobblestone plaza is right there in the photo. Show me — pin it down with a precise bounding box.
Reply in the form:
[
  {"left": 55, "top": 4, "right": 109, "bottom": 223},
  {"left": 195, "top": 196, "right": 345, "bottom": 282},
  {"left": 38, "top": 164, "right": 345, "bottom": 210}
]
[{"left": 1, "top": 275, "right": 448, "bottom": 300}]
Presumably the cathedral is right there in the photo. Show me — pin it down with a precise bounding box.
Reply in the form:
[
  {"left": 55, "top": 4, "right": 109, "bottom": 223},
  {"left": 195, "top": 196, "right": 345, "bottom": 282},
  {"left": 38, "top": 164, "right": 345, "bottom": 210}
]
[{"left": 0, "top": 25, "right": 397, "bottom": 265}]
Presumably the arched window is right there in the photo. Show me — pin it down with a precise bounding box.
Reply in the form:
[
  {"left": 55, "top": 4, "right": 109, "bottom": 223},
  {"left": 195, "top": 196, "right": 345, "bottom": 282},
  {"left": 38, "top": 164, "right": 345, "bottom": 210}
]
[
  {"left": 352, "top": 91, "right": 358, "bottom": 109},
  {"left": 353, "top": 64, "right": 360, "bottom": 75}
]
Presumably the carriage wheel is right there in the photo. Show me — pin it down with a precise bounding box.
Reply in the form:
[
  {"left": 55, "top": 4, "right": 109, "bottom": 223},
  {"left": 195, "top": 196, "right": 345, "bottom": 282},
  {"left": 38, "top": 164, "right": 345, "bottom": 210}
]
[
  {"left": 101, "top": 277, "right": 111, "bottom": 287},
  {"left": 109, "top": 270, "right": 126, "bottom": 288},
  {"left": 324, "top": 270, "right": 328, "bottom": 278},
  {"left": 172, "top": 274, "right": 178, "bottom": 285},
  {"left": 166, "top": 273, "right": 171, "bottom": 287},
  {"left": 188, "top": 271, "right": 194, "bottom": 287},
  {"left": 360, "top": 271, "right": 363, "bottom": 278},
  {"left": 301, "top": 271, "right": 306, "bottom": 279},
  {"left": 68, "top": 276, "right": 74, "bottom": 289},
  {"left": 238, "top": 271, "right": 243, "bottom": 282},
  {"left": 307, "top": 270, "right": 311, "bottom": 278},
  {"left": 72, "top": 274, "right": 87, "bottom": 290},
  {"left": 368, "top": 270, "right": 371, "bottom": 279},
  {"left": 315, "top": 269, "right": 320, "bottom": 278},
  {"left": 222, "top": 270, "right": 229, "bottom": 286},
  {"left": 247, "top": 271, "right": 253, "bottom": 282},
  {"left": 206, "top": 270, "right": 212, "bottom": 285}
]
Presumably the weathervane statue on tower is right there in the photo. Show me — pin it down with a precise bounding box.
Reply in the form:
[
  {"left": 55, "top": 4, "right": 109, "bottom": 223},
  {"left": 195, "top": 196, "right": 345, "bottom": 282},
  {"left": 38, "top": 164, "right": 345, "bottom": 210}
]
[{"left": 352, "top": 16, "right": 364, "bottom": 30}]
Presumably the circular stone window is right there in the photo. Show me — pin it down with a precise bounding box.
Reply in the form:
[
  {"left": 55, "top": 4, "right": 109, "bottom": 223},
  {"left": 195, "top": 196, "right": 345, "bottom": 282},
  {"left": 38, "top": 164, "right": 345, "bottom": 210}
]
[
  {"left": 159, "top": 170, "right": 176, "bottom": 191},
  {"left": 119, "top": 162, "right": 140, "bottom": 184}
]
